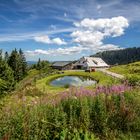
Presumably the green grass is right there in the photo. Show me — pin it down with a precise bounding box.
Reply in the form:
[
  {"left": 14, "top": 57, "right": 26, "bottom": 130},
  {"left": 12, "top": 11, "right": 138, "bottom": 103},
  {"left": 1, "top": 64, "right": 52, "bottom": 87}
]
[
  {"left": 36, "top": 70, "right": 120, "bottom": 92},
  {"left": 0, "top": 70, "right": 120, "bottom": 119},
  {"left": 109, "top": 61, "right": 140, "bottom": 85},
  {"left": 16, "top": 69, "right": 40, "bottom": 90},
  {"left": 0, "top": 68, "right": 140, "bottom": 139},
  {"left": 0, "top": 88, "right": 140, "bottom": 140},
  {"left": 109, "top": 61, "right": 140, "bottom": 76}
]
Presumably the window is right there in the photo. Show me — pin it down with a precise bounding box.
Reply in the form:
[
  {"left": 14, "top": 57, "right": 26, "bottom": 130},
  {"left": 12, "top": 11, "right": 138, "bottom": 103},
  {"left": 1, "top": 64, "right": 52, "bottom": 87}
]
[{"left": 92, "top": 60, "right": 98, "bottom": 65}]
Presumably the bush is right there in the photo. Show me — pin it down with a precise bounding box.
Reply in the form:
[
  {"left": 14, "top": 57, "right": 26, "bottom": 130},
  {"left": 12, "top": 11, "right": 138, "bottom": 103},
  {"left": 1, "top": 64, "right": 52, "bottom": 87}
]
[{"left": 127, "top": 75, "right": 140, "bottom": 86}]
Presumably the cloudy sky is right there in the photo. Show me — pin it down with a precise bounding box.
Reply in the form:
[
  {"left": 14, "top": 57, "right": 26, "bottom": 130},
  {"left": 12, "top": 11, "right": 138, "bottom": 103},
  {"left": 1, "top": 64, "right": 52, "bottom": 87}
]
[{"left": 0, "top": 0, "right": 140, "bottom": 61}]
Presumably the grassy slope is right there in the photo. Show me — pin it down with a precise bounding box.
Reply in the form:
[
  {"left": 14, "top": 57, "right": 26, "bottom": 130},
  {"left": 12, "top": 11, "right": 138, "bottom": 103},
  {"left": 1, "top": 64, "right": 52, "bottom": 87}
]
[
  {"left": 109, "top": 61, "right": 140, "bottom": 86},
  {"left": 1, "top": 68, "right": 140, "bottom": 139},
  {"left": 109, "top": 61, "right": 140, "bottom": 76},
  {"left": 0, "top": 70, "right": 120, "bottom": 114},
  {"left": 36, "top": 70, "right": 120, "bottom": 92},
  {"left": 16, "top": 69, "right": 39, "bottom": 90}
]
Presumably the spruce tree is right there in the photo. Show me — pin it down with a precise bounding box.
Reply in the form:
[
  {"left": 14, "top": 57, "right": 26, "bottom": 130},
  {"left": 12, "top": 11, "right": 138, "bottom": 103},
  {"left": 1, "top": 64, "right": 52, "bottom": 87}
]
[
  {"left": 8, "top": 49, "right": 21, "bottom": 81},
  {"left": 8, "top": 49, "right": 27, "bottom": 81},
  {"left": 0, "top": 55, "right": 15, "bottom": 95},
  {"left": 4, "top": 51, "right": 9, "bottom": 62},
  {"left": 37, "top": 58, "right": 41, "bottom": 70},
  {"left": 19, "top": 48, "right": 27, "bottom": 77},
  {"left": 0, "top": 49, "right": 2, "bottom": 60}
]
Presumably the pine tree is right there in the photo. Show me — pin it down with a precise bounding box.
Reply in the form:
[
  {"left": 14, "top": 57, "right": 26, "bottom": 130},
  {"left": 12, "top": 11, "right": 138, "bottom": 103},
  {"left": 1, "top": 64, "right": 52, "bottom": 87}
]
[
  {"left": 0, "top": 49, "right": 2, "bottom": 60},
  {"left": 37, "top": 58, "right": 41, "bottom": 70},
  {"left": 0, "top": 55, "right": 15, "bottom": 95},
  {"left": 8, "top": 49, "right": 21, "bottom": 81},
  {"left": 0, "top": 49, "right": 28, "bottom": 95},
  {"left": 8, "top": 49, "right": 27, "bottom": 81},
  {"left": 4, "top": 51, "right": 9, "bottom": 62},
  {"left": 19, "top": 48, "right": 27, "bottom": 77}
]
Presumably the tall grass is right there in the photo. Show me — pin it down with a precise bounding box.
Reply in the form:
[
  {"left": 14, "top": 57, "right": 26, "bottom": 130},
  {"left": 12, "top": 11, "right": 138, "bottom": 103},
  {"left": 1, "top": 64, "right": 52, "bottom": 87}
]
[{"left": 0, "top": 85, "right": 140, "bottom": 140}]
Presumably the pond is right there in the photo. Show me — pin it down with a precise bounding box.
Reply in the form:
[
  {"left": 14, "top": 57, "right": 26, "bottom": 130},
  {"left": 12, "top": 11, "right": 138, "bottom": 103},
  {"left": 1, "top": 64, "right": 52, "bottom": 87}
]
[{"left": 50, "top": 76, "right": 97, "bottom": 87}]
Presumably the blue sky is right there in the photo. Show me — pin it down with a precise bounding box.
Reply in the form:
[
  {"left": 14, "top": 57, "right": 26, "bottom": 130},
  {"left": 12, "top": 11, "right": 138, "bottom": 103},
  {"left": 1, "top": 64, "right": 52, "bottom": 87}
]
[{"left": 0, "top": 0, "right": 140, "bottom": 61}]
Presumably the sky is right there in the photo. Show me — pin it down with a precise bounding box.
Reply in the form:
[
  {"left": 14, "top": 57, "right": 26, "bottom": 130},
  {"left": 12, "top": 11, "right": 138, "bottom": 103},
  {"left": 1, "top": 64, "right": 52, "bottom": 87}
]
[{"left": 0, "top": 0, "right": 140, "bottom": 61}]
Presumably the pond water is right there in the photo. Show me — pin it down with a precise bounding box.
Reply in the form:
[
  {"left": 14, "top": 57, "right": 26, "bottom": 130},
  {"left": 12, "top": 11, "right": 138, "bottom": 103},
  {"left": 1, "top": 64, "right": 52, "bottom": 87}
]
[{"left": 50, "top": 76, "right": 97, "bottom": 87}]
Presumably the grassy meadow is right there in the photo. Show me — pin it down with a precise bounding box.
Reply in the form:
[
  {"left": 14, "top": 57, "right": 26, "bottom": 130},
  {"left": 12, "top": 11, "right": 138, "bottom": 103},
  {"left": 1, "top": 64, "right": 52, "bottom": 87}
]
[
  {"left": 36, "top": 70, "right": 120, "bottom": 92},
  {"left": 0, "top": 62, "right": 140, "bottom": 140},
  {"left": 109, "top": 61, "right": 140, "bottom": 86}
]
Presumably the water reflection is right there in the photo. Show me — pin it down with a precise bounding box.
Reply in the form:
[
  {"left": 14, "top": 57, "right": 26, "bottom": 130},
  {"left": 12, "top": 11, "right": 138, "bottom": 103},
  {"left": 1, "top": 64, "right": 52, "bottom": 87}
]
[{"left": 50, "top": 76, "right": 96, "bottom": 87}]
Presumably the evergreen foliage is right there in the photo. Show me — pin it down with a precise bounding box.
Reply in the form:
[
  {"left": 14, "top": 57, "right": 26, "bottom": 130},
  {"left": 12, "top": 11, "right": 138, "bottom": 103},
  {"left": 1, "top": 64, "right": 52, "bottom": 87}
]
[
  {"left": 92, "top": 47, "right": 140, "bottom": 65},
  {"left": 19, "top": 48, "right": 27, "bottom": 77},
  {"left": 0, "top": 49, "right": 27, "bottom": 95},
  {"left": 4, "top": 51, "right": 9, "bottom": 62},
  {"left": 31, "top": 58, "right": 51, "bottom": 71},
  {"left": 8, "top": 48, "right": 27, "bottom": 81},
  {"left": 0, "top": 50, "right": 15, "bottom": 95},
  {"left": 0, "top": 48, "right": 52, "bottom": 95}
]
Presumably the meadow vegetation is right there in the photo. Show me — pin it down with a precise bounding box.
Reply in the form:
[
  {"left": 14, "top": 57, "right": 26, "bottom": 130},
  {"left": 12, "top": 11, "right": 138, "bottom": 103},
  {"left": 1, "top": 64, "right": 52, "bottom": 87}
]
[
  {"left": 0, "top": 85, "right": 140, "bottom": 140},
  {"left": 0, "top": 49, "right": 140, "bottom": 139},
  {"left": 109, "top": 61, "right": 140, "bottom": 86},
  {"left": 36, "top": 71, "right": 120, "bottom": 92}
]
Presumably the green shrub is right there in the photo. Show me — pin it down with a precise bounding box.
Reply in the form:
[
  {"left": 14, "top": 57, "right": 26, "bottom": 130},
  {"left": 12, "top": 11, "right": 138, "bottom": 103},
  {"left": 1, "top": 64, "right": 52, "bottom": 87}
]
[
  {"left": 127, "top": 75, "right": 140, "bottom": 86},
  {"left": 64, "top": 84, "right": 70, "bottom": 88}
]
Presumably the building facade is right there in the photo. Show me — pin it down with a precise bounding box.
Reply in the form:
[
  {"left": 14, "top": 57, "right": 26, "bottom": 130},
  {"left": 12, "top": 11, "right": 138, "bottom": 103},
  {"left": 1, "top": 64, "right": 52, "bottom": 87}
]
[
  {"left": 74, "top": 57, "right": 109, "bottom": 70},
  {"left": 51, "top": 61, "right": 74, "bottom": 70}
]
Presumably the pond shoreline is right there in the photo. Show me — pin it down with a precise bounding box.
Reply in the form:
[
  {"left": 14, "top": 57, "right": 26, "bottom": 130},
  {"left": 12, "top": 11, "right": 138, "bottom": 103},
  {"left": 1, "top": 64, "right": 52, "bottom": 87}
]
[
  {"left": 36, "top": 71, "right": 120, "bottom": 92},
  {"left": 50, "top": 75, "right": 97, "bottom": 87}
]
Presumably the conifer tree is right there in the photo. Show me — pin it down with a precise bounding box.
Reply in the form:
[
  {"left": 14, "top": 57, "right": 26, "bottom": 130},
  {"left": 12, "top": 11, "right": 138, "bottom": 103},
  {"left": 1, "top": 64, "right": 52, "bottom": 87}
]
[
  {"left": 37, "top": 58, "right": 41, "bottom": 70},
  {"left": 4, "top": 51, "right": 9, "bottom": 62},
  {"left": 0, "top": 53, "right": 15, "bottom": 95},
  {"left": 8, "top": 49, "right": 27, "bottom": 81},
  {"left": 0, "top": 49, "right": 2, "bottom": 60},
  {"left": 8, "top": 49, "right": 21, "bottom": 81},
  {"left": 19, "top": 48, "right": 27, "bottom": 77}
]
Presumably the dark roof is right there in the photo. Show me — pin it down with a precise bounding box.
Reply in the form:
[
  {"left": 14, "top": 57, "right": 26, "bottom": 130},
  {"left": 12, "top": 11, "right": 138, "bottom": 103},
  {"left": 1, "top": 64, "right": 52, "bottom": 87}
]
[{"left": 52, "top": 61, "right": 72, "bottom": 67}]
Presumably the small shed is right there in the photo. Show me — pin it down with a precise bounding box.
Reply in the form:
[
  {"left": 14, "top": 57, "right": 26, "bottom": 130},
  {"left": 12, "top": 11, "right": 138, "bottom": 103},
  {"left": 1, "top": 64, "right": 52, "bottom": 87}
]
[{"left": 51, "top": 61, "right": 74, "bottom": 70}]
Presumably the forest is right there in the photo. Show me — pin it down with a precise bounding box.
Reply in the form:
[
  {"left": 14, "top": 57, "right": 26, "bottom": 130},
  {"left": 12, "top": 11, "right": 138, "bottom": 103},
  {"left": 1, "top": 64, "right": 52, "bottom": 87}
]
[
  {"left": 92, "top": 47, "right": 140, "bottom": 65},
  {"left": 0, "top": 49, "right": 50, "bottom": 96}
]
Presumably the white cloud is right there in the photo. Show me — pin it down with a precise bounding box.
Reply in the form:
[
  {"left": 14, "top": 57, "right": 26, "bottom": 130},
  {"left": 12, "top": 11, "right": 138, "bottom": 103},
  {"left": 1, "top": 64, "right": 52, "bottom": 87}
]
[
  {"left": 71, "top": 30, "right": 103, "bottom": 47},
  {"left": 64, "top": 12, "right": 67, "bottom": 17},
  {"left": 52, "top": 38, "right": 67, "bottom": 45},
  {"left": 74, "top": 16, "right": 128, "bottom": 37},
  {"left": 0, "top": 27, "right": 76, "bottom": 42},
  {"left": 97, "top": 5, "right": 101, "bottom": 10},
  {"left": 50, "top": 25, "right": 56, "bottom": 30},
  {"left": 72, "top": 16, "right": 129, "bottom": 51},
  {"left": 34, "top": 36, "right": 51, "bottom": 44},
  {"left": 97, "top": 44, "right": 122, "bottom": 51},
  {"left": 27, "top": 16, "right": 129, "bottom": 57},
  {"left": 34, "top": 35, "right": 67, "bottom": 45},
  {"left": 26, "top": 46, "right": 87, "bottom": 56}
]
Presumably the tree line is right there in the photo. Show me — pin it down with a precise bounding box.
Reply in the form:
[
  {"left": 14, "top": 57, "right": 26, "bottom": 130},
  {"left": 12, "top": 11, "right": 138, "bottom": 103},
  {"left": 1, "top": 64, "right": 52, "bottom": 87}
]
[
  {"left": 92, "top": 47, "right": 140, "bottom": 65},
  {"left": 0, "top": 49, "right": 27, "bottom": 95},
  {"left": 0, "top": 49, "right": 53, "bottom": 96},
  {"left": 31, "top": 58, "right": 51, "bottom": 71}
]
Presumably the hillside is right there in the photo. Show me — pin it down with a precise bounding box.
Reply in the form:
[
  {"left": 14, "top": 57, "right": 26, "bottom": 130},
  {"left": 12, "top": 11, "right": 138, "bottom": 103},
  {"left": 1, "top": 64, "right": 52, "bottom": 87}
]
[
  {"left": 109, "top": 61, "right": 140, "bottom": 75},
  {"left": 109, "top": 61, "right": 140, "bottom": 85},
  {"left": 91, "top": 47, "right": 140, "bottom": 65},
  {"left": 1, "top": 49, "right": 140, "bottom": 139}
]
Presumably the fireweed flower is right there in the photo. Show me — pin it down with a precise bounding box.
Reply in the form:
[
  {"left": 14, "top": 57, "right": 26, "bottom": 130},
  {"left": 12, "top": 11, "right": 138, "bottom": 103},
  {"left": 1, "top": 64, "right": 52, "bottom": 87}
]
[{"left": 37, "top": 84, "right": 132, "bottom": 106}]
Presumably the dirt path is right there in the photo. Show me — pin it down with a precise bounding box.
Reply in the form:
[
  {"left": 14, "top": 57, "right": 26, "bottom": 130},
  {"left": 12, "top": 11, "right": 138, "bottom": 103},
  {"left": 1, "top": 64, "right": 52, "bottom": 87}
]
[{"left": 98, "top": 69, "right": 125, "bottom": 80}]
